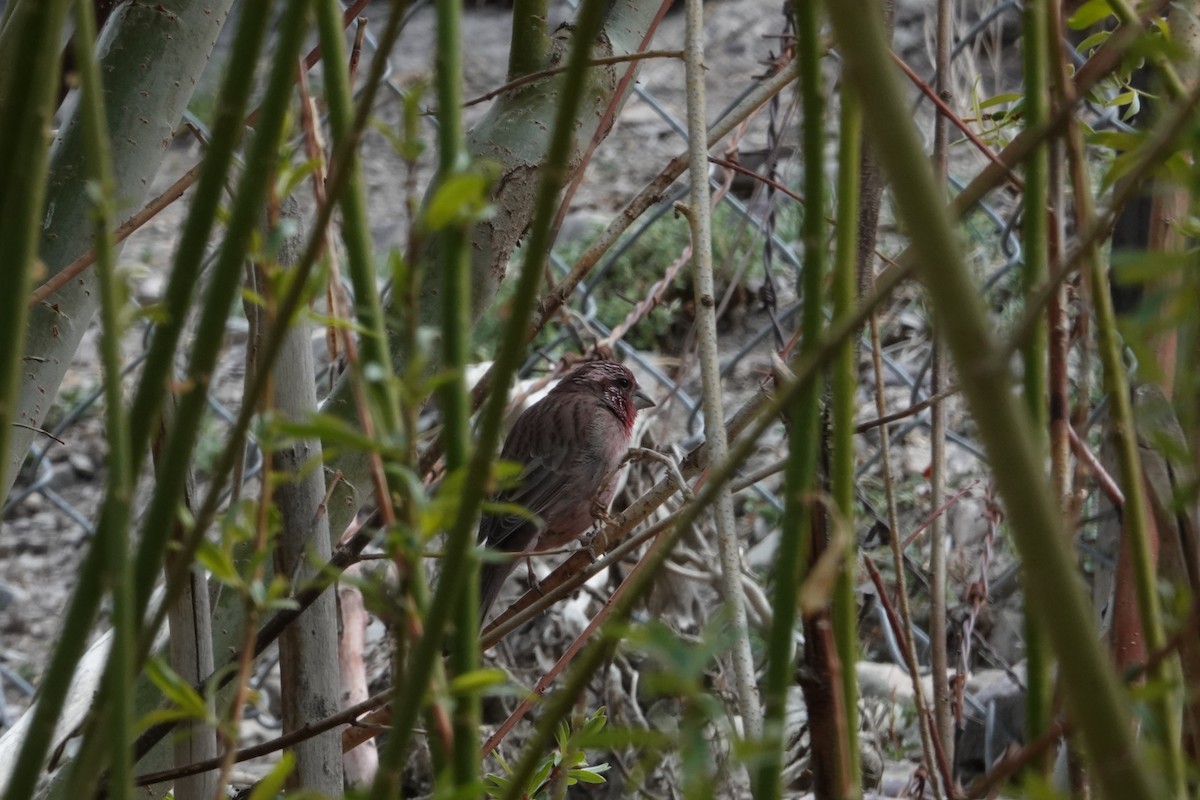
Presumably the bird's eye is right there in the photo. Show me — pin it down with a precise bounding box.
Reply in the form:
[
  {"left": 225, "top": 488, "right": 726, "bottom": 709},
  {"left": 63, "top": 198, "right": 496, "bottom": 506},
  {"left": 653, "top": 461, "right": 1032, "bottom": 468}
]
[{"left": 617, "top": 376, "right": 631, "bottom": 389}]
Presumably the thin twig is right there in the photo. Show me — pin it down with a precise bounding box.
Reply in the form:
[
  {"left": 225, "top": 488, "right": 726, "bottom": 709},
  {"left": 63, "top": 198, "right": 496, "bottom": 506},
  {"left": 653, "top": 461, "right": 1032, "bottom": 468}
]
[
  {"left": 1068, "top": 425, "right": 1124, "bottom": 507},
  {"left": 863, "top": 556, "right": 959, "bottom": 797},
  {"left": 854, "top": 383, "right": 960, "bottom": 433},
  {"left": 463, "top": 49, "right": 682, "bottom": 108},
  {"left": 901, "top": 481, "right": 981, "bottom": 550},
  {"left": 890, "top": 51, "right": 1023, "bottom": 191},
  {"left": 868, "top": 289, "right": 941, "bottom": 796},
  {"left": 132, "top": 691, "right": 391, "bottom": 786}
]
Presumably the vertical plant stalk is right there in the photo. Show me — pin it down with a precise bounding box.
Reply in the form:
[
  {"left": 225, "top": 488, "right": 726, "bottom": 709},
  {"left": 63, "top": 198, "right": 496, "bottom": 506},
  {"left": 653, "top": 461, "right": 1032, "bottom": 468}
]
[
  {"left": 338, "top": 567, "right": 379, "bottom": 785},
  {"left": 1045, "top": 4, "right": 1072, "bottom": 514},
  {"left": 859, "top": 0, "right": 941, "bottom": 791},
  {"left": 265, "top": 197, "right": 345, "bottom": 794},
  {"left": 125, "top": 0, "right": 277, "bottom": 613},
  {"left": 432, "top": 0, "right": 481, "bottom": 784},
  {"left": 928, "top": 0, "right": 953, "bottom": 764},
  {"left": 314, "top": 0, "right": 402, "bottom": 437},
  {"left": 855, "top": 0, "right": 895, "bottom": 299},
  {"left": 1021, "top": 0, "right": 1054, "bottom": 768},
  {"left": 758, "top": 1, "right": 836, "bottom": 795},
  {"left": 4, "top": 1, "right": 206, "bottom": 795},
  {"left": 507, "top": 0, "right": 548, "bottom": 79},
  {"left": 1046, "top": 146, "right": 1071, "bottom": 501},
  {"left": 0, "top": 0, "right": 66, "bottom": 496},
  {"left": 680, "top": 0, "right": 762, "bottom": 747},
  {"left": 1087, "top": 148, "right": 1188, "bottom": 799},
  {"left": 368, "top": 1, "right": 612, "bottom": 794},
  {"left": 71, "top": 0, "right": 133, "bottom": 796},
  {"left": 867, "top": 316, "right": 943, "bottom": 799},
  {"left": 822, "top": 1, "right": 1166, "bottom": 796},
  {"left": 157, "top": 404, "right": 217, "bottom": 800},
  {"left": 830, "top": 76, "right": 864, "bottom": 796}
]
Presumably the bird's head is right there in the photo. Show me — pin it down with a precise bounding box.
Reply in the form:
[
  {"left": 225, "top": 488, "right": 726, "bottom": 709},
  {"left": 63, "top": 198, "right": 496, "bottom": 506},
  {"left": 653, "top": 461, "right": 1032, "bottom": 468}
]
[{"left": 554, "top": 360, "right": 655, "bottom": 431}]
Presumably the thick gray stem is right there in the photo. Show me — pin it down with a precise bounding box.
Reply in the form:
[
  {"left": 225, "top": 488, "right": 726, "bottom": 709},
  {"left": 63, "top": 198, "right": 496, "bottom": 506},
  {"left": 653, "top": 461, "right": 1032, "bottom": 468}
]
[
  {"left": 4, "top": 0, "right": 234, "bottom": 500},
  {"left": 681, "top": 0, "right": 762, "bottom": 743},
  {"left": 160, "top": 398, "right": 217, "bottom": 800},
  {"left": 265, "top": 200, "right": 344, "bottom": 794}
]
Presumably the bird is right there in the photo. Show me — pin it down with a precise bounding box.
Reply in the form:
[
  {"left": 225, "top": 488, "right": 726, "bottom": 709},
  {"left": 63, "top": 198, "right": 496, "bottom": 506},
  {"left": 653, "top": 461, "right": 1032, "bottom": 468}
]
[{"left": 478, "top": 360, "right": 655, "bottom": 622}]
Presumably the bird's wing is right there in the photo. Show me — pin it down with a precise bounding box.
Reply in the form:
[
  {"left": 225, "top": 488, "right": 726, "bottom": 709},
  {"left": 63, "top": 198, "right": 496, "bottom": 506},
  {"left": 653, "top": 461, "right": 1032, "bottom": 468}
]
[{"left": 479, "top": 403, "right": 580, "bottom": 552}]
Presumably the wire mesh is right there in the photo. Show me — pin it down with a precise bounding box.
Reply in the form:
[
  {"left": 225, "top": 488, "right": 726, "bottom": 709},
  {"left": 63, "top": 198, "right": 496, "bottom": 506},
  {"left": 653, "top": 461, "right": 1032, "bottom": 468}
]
[{"left": 0, "top": 4, "right": 1127, "bottom": 785}]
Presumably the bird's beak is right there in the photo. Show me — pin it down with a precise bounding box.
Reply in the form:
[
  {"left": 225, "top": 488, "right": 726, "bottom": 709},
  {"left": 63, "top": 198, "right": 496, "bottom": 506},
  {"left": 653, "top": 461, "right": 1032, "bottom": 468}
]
[{"left": 633, "top": 388, "right": 656, "bottom": 410}]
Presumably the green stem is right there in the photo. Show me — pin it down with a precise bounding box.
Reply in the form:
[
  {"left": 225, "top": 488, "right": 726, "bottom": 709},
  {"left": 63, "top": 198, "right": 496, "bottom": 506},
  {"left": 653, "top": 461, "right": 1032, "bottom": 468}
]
[
  {"left": 822, "top": 1, "right": 1165, "bottom": 796},
  {"left": 831, "top": 77, "right": 863, "bottom": 797},
  {"left": 432, "top": 0, "right": 480, "bottom": 784},
  {"left": 680, "top": 0, "right": 761, "bottom": 748},
  {"left": 0, "top": 3, "right": 101, "bottom": 795},
  {"left": 1021, "top": 0, "right": 1053, "bottom": 768},
  {"left": 757, "top": 0, "right": 833, "bottom": 795},
  {"left": 507, "top": 0, "right": 549, "bottom": 78},
  {"left": 929, "top": 0, "right": 953, "bottom": 765},
  {"left": 369, "top": 0, "right": 610, "bottom": 795},
  {"left": 71, "top": 0, "right": 134, "bottom": 795},
  {"left": 130, "top": 0, "right": 311, "bottom": 625},
  {"left": 315, "top": 0, "right": 403, "bottom": 437},
  {"left": 0, "top": 0, "right": 69, "bottom": 499}
]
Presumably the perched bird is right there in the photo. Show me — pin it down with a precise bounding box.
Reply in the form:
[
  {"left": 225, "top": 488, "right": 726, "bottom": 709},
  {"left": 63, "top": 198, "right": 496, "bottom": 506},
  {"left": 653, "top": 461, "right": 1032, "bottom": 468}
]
[{"left": 478, "top": 360, "right": 655, "bottom": 621}]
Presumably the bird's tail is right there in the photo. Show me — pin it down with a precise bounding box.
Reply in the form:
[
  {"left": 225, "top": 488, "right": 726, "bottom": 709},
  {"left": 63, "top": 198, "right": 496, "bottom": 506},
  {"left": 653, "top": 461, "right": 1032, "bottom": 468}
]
[{"left": 479, "top": 557, "right": 518, "bottom": 625}]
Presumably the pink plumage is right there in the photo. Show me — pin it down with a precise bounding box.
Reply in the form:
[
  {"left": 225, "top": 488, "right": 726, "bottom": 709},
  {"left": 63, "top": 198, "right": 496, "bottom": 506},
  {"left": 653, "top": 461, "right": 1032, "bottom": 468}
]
[{"left": 478, "top": 360, "right": 655, "bottom": 621}]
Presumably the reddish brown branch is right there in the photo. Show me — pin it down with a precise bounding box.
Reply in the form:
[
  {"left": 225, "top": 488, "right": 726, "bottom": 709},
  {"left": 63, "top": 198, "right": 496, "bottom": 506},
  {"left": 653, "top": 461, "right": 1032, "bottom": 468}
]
[{"left": 889, "top": 51, "right": 1023, "bottom": 191}]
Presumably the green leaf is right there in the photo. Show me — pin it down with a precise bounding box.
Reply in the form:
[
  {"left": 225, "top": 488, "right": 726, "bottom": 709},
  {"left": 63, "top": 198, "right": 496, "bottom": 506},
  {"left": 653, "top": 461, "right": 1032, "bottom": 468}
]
[
  {"left": 1112, "top": 251, "right": 1194, "bottom": 284},
  {"left": 1068, "top": 0, "right": 1114, "bottom": 29},
  {"left": 977, "top": 92, "right": 1022, "bottom": 110},
  {"left": 531, "top": 760, "right": 554, "bottom": 791},
  {"left": 1085, "top": 130, "right": 1141, "bottom": 152},
  {"left": 277, "top": 158, "right": 320, "bottom": 200},
  {"left": 569, "top": 764, "right": 611, "bottom": 784},
  {"left": 424, "top": 170, "right": 495, "bottom": 231},
  {"left": 556, "top": 718, "right": 570, "bottom": 751},
  {"left": 249, "top": 752, "right": 295, "bottom": 800},
  {"left": 196, "top": 540, "right": 243, "bottom": 588},
  {"left": 449, "top": 668, "right": 509, "bottom": 695},
  {"left": 1076, "top": 29, "right": 1110, "bottom": 53},
  {"left": 272, "top": 413, "right": 385, "bottom": 454},
  {"left": 145, "top": 657, "right": 209, "bottom": 720},
  {"left": 581, "top": 707, "right": 608, "bottom": 737}
]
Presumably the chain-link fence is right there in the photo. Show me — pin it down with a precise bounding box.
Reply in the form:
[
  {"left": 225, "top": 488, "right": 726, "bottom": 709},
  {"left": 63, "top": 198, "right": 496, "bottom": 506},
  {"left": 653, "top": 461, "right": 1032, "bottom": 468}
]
[{"left": 0, "top": 0, "right": 1131, "bottom": 780}]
